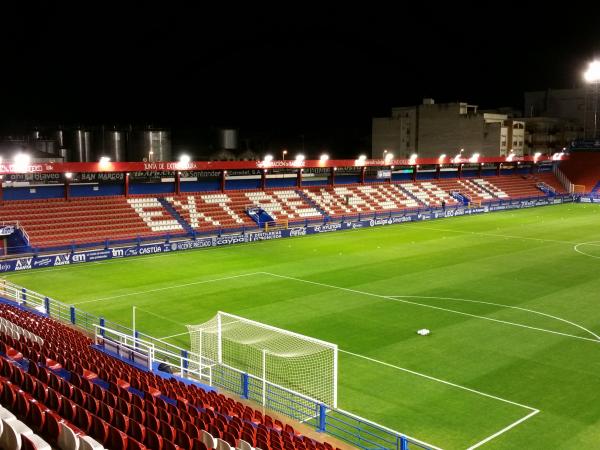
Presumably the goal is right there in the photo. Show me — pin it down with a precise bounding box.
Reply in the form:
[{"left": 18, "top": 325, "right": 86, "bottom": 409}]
[{"left": 188, "top": 312, "right": 338, "bottom": 407}]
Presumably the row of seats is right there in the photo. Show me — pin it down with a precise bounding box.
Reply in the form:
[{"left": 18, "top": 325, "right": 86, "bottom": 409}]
[{"left": 0, "top": 303, "right": 342, "bottom": 450}]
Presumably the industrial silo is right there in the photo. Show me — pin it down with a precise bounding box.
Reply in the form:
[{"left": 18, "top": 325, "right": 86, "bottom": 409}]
[
  {"left": 130, "top": 128, "right": 171, "bottom": 161},
  {"left": 73, "top": 128, "right": 93, "bottom": 162},
  {"left": 99, "top": 127, "right": 127, "bottom": 162},
  {"left": 56, "top": 129, "right": 68, "bottom": 161},
  {"left": 218, "top": 128, "right": 238, "bottom": 151}
]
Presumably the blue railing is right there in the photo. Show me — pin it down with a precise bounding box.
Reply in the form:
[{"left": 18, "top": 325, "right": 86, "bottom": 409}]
[{"left": 1, "top": 280, "right": 435, "bottom": 450}]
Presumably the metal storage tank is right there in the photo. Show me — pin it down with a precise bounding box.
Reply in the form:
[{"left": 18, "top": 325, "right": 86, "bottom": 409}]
[
  {"left": 98, "top": 127, "right": 127, "bottom": 162},
  {"left": 129, "top": 128, "right": 171, "bottom": 161},
  {"left": 218, "top": 128, "right": 238, "bottom": 151},
  {"left": 73, "top": 128, "right": 93, "bottom": 162},
  {"left": 56, "top": 129, "right": 67, "bottom": 160}
]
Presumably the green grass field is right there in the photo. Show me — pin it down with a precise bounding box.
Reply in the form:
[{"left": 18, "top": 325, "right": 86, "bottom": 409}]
[{"left": 7, "top": 203, "right": 600, "bottom": 449}]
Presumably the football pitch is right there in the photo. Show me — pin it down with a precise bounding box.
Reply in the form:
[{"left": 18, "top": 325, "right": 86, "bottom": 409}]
[{"left": 7, "top": 203, "right": 600, "bottom": 449}]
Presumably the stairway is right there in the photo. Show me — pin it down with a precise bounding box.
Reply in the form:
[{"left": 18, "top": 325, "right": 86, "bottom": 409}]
[
  {"left": 395, "top": 184, "right": 429, "bottom": 208},
  {"left": 157, "top": 198, "right": 195, "bottom": 235},
  {"left": 468, "top": 179, "right": 499, "bottom": 198},
  {"left": 295, "top": 189, "right": 330, "bottom": 220}
]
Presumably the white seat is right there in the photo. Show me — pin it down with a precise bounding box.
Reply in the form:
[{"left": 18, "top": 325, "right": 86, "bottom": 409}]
[
  {"left": 201, "top": 429, "right": 217, "bottom": 449},
  {"left": 216, "top": 438, "right": 233, "bottom": 450},
  {"left": 24, "top": 434, "right": 53, "bottom": 450},
  {"left": 57, "top": 422, "right": 80, "bottom": 450},
  {"left": 79, "top": 435, "right": 105, "bottom": 450},
  {"left": 0, "top": 418, "right": 21, "bottom": 450}
]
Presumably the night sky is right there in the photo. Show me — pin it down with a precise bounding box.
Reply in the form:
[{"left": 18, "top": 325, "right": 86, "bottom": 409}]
[{"left": 1, "top": 4, "right": 599, "bottom": 157}]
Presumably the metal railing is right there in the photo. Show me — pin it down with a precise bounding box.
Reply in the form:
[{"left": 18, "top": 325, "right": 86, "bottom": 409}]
[
  {"left": 553, "top": 165, "right": 575, "bottom": 193},
  {"left": 0, "top": 278, "right": 433, "bottom": 450}
]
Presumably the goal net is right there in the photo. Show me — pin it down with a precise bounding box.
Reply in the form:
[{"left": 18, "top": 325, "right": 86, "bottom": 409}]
[{"left": 188, "top": 311, "right": 338, "bottom": 408}]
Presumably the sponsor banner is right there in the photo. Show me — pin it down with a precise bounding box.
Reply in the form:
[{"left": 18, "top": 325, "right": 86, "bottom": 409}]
[
  {"left": 0, "top": 226, "right": 15, "bottom": 236},
  {"left": 579, "top": 196, "right": 600, "bottom": 204},
  {"left": 169, "top": 238, "right": 213, "bottom": 251},
  {"left": 0, "top": 196, "right": 570, "bottom": 273}
]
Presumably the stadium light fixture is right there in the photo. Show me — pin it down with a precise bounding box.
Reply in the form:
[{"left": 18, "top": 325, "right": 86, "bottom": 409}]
[
  {"left": 409, "top": 153, "right": 418, "bottom": 165},
  {"left": 356, "top": 154, "right": 367, "bottom": 166},
  {"left": 584, "top": 60, "right": 600, "bottom": 83},
  {"left": 65, "top": 172, "right": 72, "bottom": 179},
  {"left": 469, "top": 153, "right": 480, "bottom": 163},
  {"left": 506, "top": 151, "right": 515, "bottom": 162},
  {"left": 13, "top": 152, "right": 31, "bottom": 173},
  {"left": 295, "top": 154, "right": 305, "bottom": 162},
  {"left": 99, "top": 156, "right": 111, "bottom": 170},
  {"left": 438, "top": 153, "right": 446, "bottom": 162},
  {"left": 13, "top": 152, "right": 30, "bottom": 165},
  {"left": 534, "top": 152, "right": 542, "bottom": 161},
  {"left": 384, "top": 152, "right": 394, "bottom": 164},
  {"left": 179, "top": 154, "right": 191, "bottom": 164},
  {"left": 320, "top": 153, "right": 329, "bottom": 162},
  {"left": 263, "top": 154, "right": 273, "bottom": 163}
]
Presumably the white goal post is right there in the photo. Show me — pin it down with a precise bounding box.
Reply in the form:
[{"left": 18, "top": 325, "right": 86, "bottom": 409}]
[{"left": 188, "top": 311, "right": 338, "bottom": 408}]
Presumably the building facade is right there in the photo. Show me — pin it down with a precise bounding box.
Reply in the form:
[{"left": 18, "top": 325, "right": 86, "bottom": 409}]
[{"left": 372, "top": 99, "right": 525, "bottom": 159}]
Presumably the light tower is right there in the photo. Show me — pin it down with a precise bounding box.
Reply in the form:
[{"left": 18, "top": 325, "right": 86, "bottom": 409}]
[{"left": 584, "top": 60, "right": 600, "bottom": 139}]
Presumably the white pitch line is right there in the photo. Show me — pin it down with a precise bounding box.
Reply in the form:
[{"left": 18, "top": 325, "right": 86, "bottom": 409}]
[
  {"left": 466, "top": 409, "right": 540, "bottom": 450},
  {"left": 573, "top": 241, "right": 600, "bottom": 259},
  {"left": 72, "top": 272, "right": 260, "bottom": 305},
  {"left": 339, "top": 349, "right": 537, "bottom": 412},
  {"left": 388, "top": 295, "right": 600, "bottom": 341},
  {"left": 261, "top": 272, "right": 600, "bottom": 344},
  {"left": 159, "top": 330, "right": 191, "bottom": 340}
]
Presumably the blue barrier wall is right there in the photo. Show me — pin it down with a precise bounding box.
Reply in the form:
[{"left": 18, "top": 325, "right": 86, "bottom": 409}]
[
  {"left": 3, "top": 185, "right": 65, "bottom": 200},
  {"left": 227, "top": 179, "right": 261, "bottom": 190},
  {"left": 181, "top": 181, "right": 221, "bottom": 192},
  {"left": 266, "top": 178, "right": 297, "bottom": 188},
  {"left": 71, "top": 184, "right": 124, "bottom": 197},
  {"left": 129, "top": 182, "right": 176, "bottom": 194}
]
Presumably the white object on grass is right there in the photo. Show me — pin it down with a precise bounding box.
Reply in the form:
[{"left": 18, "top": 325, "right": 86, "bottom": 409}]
[{"left": 417, "top": 329, "right": 431, "bottom": 336}]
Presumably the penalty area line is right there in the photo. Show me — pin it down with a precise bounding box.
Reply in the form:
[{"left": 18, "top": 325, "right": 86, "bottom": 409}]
[
  {"left": 466, "top": 409, "right": 539, "bottom": 450},
  {"left": 339, "top": 349, "right": 540, "bottom": 449},
  {"left": 339, "top": 349, "right": 537, "bottom": 412}
]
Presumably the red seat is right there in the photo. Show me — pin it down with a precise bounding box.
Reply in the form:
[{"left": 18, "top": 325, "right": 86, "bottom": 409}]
[
  {"left": 144, "top": 428, "right": 163, "bottom": 450},
  {"left": 108, "top": 425, "right": 129, "bottom": 450},
  {"left": 91, "top": 415, "right": 110, "bottom": 445},
  {"left": 128, "top": 438, "right": 148, "bottom": 450},
  {"left": 27, "top": 400, "right": 46, "bottom": 432},
  {"left": 43, "top": 412, "right": 62, "bottom": 445}
]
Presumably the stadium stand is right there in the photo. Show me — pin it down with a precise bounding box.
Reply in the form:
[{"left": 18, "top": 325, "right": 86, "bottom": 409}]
[
  {"left": 0, "top": 197, "right": 179, "bottom": 250},
  {"left": 486, "top": 175, "right": 559, "bottom": 199},
  {"left": 302, "top": 184, "right": 422, "bottom": 216},
  {"left": 0, "top": 302, "right": 342, "bottom": 450},
  {"left": 0, "top": 174, "right": 566, "bottom": 251}
]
